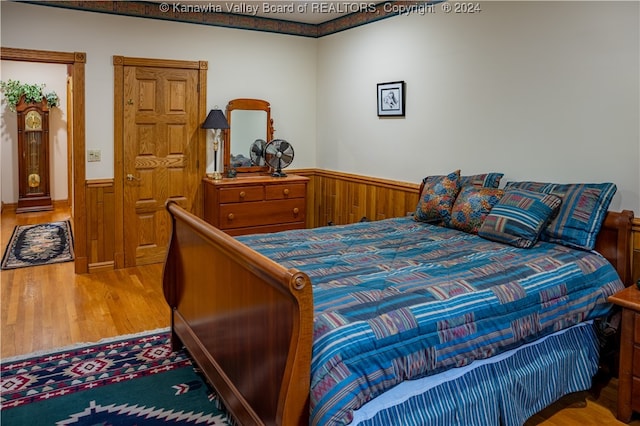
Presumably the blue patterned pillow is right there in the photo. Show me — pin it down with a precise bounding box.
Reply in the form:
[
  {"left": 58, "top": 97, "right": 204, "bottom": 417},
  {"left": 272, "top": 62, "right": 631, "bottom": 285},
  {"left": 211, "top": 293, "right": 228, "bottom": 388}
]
[
  {"left": 478, "top": 189, "right": 562, "bottom": 248},
  {"left": 504, "top": 181, "right": 617, "bottom": 250},
  {"left": 450, "top": 186, "right": 504, "bottom": 234},
  {"left": 459, "top": 172, "right": 504, "bottom": 189},
  {"left": 414, "top": 170, "right": 461, "bottom": 225}
]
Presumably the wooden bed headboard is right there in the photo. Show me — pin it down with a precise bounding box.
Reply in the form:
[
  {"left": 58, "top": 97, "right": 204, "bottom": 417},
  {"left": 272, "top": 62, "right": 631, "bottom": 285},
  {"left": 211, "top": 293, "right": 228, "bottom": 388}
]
[{"left": 596, "top": 210, "right": 634, "bottom": 286}]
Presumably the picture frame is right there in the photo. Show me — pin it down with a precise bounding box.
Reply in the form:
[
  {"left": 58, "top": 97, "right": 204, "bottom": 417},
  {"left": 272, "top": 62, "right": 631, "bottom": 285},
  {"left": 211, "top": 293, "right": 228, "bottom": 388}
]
[{"left": 377, "top": 81, "right": 405, "bottom": 117}]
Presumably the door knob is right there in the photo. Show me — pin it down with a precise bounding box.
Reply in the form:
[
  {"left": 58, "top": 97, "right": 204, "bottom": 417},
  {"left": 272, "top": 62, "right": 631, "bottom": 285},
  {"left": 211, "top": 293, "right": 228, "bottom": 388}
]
[{"left": 126, "top": 173, "right": 141, "bottom": 181}]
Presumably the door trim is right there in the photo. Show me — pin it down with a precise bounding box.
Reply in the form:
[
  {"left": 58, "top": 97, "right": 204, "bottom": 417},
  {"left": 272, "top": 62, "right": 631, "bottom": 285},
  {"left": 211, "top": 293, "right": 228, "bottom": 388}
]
[
  {"left": 1, "top": 47, "right": 88, "bottom": 273},
  {"left": 113, "top": 56, "right": 207, "bottom": 269}
]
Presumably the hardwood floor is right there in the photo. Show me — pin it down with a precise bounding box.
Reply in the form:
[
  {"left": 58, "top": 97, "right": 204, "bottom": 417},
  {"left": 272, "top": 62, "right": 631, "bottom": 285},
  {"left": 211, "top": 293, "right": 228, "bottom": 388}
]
[
  {"left": 1, "top": 206, "right": 638, "bottom": 425},
  {"left": 1, "top": 206, "right": 169, "bottom": 359}
]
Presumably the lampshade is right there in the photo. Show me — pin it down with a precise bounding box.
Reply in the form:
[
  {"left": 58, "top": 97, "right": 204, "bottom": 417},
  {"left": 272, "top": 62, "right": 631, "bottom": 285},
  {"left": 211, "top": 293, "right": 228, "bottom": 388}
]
[{"left": 202, "top": 109, "right": 229, "bottom": 130}]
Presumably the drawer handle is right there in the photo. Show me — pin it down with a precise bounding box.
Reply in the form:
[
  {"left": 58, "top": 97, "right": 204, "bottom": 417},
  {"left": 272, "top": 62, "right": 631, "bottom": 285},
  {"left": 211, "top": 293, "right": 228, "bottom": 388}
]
[
  {"left": 283, "top": 188, "right": 290, "bottom": 196},
  {"left": 239, "top": 191, "right": 246, "bottom": 198},
  {"left": 227, "top": 213, "right": 235, "bottom": 221},
  {"left": 293, "top": 207, "right": 299, "bottom": 215}
]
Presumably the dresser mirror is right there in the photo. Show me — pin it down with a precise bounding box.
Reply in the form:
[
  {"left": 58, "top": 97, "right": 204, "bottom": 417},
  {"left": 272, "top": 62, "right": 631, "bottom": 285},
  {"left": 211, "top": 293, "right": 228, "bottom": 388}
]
[{"left": 224, "top": 98, "right": 274, "bottom": 174}]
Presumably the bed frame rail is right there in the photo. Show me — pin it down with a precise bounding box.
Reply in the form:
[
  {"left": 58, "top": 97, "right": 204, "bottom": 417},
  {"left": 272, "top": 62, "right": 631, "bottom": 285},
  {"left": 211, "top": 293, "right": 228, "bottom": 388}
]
[{"left": 163, "top": 201, "right": 313, "bottom": 426}]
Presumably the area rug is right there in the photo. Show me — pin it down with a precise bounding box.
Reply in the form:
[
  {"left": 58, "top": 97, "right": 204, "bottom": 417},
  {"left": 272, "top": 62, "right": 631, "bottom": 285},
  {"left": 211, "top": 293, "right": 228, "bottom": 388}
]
[
  {"left": 1, "top": 220, "right": 74, "bottom": 270},
  {"left": 0, "top": 329, "right": 233, "bottom": 425}
]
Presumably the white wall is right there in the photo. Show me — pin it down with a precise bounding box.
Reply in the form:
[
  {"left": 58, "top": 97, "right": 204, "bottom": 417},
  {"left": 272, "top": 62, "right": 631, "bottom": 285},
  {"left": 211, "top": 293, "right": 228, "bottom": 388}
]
[
  {"left": 317, "top": 1, "right": 640, "bottom": 212},
  {"left": 0, "top": 1, "right": 317, "bottom": 189},
  {"left": 0, "top": 61, "right": 68, "bottom": 203}
]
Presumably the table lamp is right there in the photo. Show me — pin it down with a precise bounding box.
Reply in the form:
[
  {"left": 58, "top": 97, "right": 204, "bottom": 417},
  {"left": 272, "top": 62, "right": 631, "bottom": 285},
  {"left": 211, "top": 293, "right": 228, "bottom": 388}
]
[{"left": 202, "top": 108, "right": 229, "bottom": 180}]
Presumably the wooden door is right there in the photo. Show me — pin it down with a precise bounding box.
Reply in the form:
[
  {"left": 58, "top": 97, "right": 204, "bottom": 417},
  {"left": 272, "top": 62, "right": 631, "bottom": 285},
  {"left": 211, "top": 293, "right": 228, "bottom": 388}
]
[{"left": 123, "top": 65, "right": 201, "bottom": 267}]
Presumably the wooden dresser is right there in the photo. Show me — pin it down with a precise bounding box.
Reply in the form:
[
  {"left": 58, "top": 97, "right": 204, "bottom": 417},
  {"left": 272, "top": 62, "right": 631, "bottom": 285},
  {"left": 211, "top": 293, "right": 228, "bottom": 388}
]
[
  {"left": 608, "top": 284, "right": 640, "bottom": 422},
  {"left": 203, "top": 174, "right": 309, "bottom": 236}
]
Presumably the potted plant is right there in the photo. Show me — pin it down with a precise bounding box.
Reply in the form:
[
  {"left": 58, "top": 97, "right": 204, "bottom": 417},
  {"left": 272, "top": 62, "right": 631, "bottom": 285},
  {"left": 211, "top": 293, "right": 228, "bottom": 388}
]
[{"left": 0, "top": 79, "right": 59, "bottom": 111}]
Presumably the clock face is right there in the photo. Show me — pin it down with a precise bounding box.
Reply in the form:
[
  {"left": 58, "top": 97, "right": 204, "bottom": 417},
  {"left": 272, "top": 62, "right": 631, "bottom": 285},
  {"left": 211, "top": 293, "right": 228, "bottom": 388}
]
[
  {"left": 28, "top": 173, "right": 41, "bottom": 188},
  {"left": 25, "top": 110, "right": 42, "bottom": 131}
]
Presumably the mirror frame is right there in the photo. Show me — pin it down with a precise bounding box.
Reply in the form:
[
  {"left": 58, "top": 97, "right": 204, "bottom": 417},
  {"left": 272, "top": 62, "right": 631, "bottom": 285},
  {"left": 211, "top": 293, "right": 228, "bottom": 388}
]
[{"left": 223, "top": 98, "right": 274, "bottom": 174}]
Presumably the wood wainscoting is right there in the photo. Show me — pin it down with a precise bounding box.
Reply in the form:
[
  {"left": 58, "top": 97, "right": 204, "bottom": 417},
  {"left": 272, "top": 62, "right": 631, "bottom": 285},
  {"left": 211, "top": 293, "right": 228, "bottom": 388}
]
[
  {"left": 84, "top": 170, "right": 419, "bottom": 272},
  {"left": 86, "top": 179, "right": 116, "bottom": 272},
  {"left": 84, "top": 169, "right": 638, "bottom": 278},
  {"left": 293, "top": 168, "right": 421, "bottom": 228}
]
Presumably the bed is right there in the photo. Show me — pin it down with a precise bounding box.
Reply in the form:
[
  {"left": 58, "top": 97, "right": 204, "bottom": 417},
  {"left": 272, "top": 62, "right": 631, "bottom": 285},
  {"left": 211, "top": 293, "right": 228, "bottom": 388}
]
[{"left": 162, "top": 173, "right": 633, "bottom": 426}]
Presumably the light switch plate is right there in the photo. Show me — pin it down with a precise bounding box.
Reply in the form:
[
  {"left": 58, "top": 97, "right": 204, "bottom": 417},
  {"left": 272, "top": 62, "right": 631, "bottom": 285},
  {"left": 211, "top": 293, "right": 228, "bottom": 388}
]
[{"left": 88, "top": 150, "right": 101, "bottom": 162}]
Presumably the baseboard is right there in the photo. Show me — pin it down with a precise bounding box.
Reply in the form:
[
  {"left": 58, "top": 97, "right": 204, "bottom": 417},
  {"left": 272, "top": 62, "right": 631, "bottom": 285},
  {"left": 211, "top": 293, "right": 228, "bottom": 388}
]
[
  {"left": 1, "top": 199, "right": 69, "bottom": 214},
  {"left": 88, "top": 260, "right": 115, "bottom": 273}
]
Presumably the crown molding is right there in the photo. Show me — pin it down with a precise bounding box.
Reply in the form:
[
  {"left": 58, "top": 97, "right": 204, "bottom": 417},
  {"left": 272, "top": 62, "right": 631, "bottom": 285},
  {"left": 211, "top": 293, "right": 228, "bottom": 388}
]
[{"left": 23, "top": 1, "right": 422, "bottom": 38}]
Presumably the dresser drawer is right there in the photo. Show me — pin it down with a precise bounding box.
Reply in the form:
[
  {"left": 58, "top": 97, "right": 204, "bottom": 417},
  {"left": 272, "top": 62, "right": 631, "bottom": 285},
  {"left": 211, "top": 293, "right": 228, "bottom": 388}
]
[
  {"left": 265, "top": 183, "right": 306, "bottom": 200},
  {"left": 218, "top": 186, "right": 264, "bottom": 203},
  {"left": 225, "top": 222, "right": 306, "bottom": 237},
  {"left": 219, "top": 199, "right": 306, "bottom": 229}
]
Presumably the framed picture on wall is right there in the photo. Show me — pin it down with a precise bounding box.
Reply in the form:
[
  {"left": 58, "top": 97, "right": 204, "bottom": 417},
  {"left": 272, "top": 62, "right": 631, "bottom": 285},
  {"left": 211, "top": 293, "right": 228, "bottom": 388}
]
[{"left": 377, "top": 81, "right": 405, "bottom": 117}]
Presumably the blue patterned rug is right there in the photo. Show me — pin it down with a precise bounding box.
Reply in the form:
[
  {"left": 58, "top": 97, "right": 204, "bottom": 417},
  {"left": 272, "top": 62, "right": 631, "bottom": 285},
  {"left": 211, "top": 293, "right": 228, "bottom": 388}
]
[
  {"left": 1, "top": 220, "right": 74, "bottom": 270},
  {"left": 0, "top": 330, "right": 233, "bottom": 425}
]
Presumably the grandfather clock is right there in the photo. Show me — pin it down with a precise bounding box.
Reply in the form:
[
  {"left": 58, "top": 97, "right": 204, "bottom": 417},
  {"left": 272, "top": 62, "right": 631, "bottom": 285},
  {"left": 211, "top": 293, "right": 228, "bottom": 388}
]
[{"left": 15, "top": 96, "right": 53, "bottom": 213}]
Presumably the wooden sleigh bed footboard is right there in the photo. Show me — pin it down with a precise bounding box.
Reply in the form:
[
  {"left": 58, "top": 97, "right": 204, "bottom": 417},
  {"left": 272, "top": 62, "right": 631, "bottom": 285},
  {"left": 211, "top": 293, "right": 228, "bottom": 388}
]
[
  {"left": 163, "top": 201, "right": 634, "bottom": 426},
  {"left": 163, "top": 201, "right": 314, "bottom": 426}
]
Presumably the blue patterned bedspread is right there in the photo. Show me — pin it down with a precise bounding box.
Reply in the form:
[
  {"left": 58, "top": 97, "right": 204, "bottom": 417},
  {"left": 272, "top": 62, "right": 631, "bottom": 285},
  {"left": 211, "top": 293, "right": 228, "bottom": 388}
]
[{"left": 237, "top": 217, "right": 624, "bottom": 425}]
